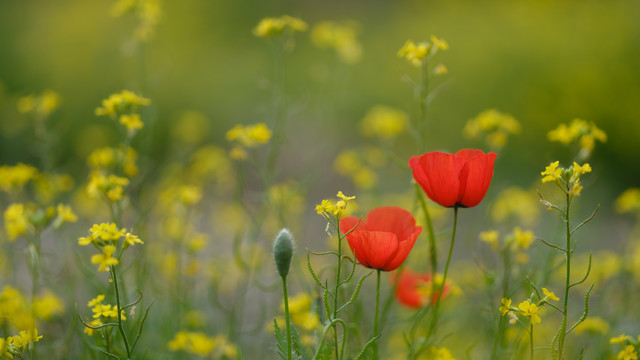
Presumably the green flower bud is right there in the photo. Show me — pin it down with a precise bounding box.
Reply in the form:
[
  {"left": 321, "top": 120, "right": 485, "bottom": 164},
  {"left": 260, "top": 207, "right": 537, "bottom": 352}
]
[{"left": 273, "top": 228, "right": 295, "bottom": 277}]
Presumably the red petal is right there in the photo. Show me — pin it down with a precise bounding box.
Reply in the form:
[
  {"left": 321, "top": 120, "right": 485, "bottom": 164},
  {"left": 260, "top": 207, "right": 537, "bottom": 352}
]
[
  {"left": 416, "top": 152, "right": 465, "bottom": 207},
  {"left": 365, "top": 207, "right": 417, "bottom": 240},
  {"left": 346, "top": 231, "right": 399, "bottom": 270},
  {"left": 382, "top": 225, "right": 421, "bottom": 271},
  {"left": 458, "top": 152, "right": 497, "bottom": 207}
]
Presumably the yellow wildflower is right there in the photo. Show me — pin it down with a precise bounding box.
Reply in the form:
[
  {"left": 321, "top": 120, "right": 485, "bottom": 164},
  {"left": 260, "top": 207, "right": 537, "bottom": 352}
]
[
  {"left": 56, "top": 204, "right": 78, "bottom": 223},
  {"left": 542, "top": 288, "right": 559, "bottom": 301},
  {"left": 574, "top": 316, "right": 609, "bottom": 334},
  {"left": 83, "top": 319, "right": 103, "bottom": 336},
  {"left": 91, "top": 245, "right": 119, "bottom": 272},
  {"left": 123, "top": 232, "right": 144, "bottom": 249},
  {"left": 95, "top": 90, "right": 150, "bottom": 117},
  {"left": 428, "top": 346, "right": 455, "bottom": 360},
  {"left": 88, "top": 295, "right": 105, "bottom": 307},
  {"left": 618, "top": 345, "right": 638, "bottom": 360},
  {"left": 226, "top": 123, "right": 272, "bottom": 147},
  {"left": 464, "top": 109, "right": 520, "bottom": 149},
  {"left": 616, "top": 188, "right": 640, "bottom": 214},
  {"left": 491, "top": 187, "right": 539, "bottom": 225},
  {"left": 499, "top": 298, "right": 511, "bottom": 316},
  {"left": 119, "top": 113, "right": 144, "bottom": 132},
  {"left": 33, "top": 290, "right": 65, "bottom": 319},
  {"left": 611, "top": 334, "right": 632, "bottom": 344},
  {"left": 512, "top": 227, "right": 534, "bottom": 250},
  {"left": 253, "top": 15, "right": 307, "bottom": 37},
  {"left": 541, "top": 161, "right": 561, "bottom": 183},
  {"left": 360, "top": 105, "right": 409, "bottom": 140},
  {"left": 518, "top": 301, "right": 541, "bottom": 325},
  {"left": 3, "top": 203, "right": 30, "bottom": 241},
  {"left": 311, "top": 21, "right": 362, "bottom": 64},
  {"left": 398, "top": 40, "right": 430, "bottom": 67},
  {"left": 433, "top": 63, "right": 448, "bottom": 75},
  {"left": 315, "top": 199, "right": 335, "bottom": 215},
  {"left": 0, "top": 163, "right": 38, "bottom": 192},
  {"left": 10, "top": 329, "right": 43, "bottom": 349},
  {"left": 17, "top": 90, "right": 61, "bottom": 117},
  {"left": 430, "top": 35, "right": 449, "bottom": 50},
  {"left": 479, "top": 230, "right": 499, "bottom": 251}
]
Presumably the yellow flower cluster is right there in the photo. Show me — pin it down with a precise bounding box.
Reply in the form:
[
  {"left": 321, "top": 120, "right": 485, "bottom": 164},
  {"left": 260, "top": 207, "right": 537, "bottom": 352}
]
[
  {"left": 311, "top": 21, "right": 362, "bottom": 64},
  {"left": 95, "top": 90, "right": 150, "bottom": 134},
  {"left": 88, "top": 146, "right": 139, "bottom": 178},
  {"left": 541, "top": 161, "right": 592, "bottom": 198},
  {"left": 547, "top": 118, "right": 607, "bottom": 158},
  {"left": 78, "top": 223, "right": 143, "bottom": 272},
  {"left": 0, "top": 328, "right": 43, "bottom": 357},
  {"left": 87, "top": 173, "right": 130, "bottom": 203},
  {"left": 479, "top": 227, "right": 534, "bottom": 263},
  {"left": 0, "top": 286, "right": 63, "bottom": 338},
  {"left": 82, "top": 294, "right": 126, "bottom": 335},
  {"left": 16, "top": 90, "right": 61, "bottom": 117},
  {"left": 3, "top": 203, "right": 30, "bottom": 241},
  {"left": 0, "top": 163, "right": 38, "bottom": 193},
  {"left": 3, "top": 202, "right": 77, "bottom": 241},
  {"left": 315, "top": 191, "right": 356, "bottom": 218},
  {"left": 398, "top": 36, "right": 448, "bottom": 67},
  {"left": 464, "top": 109, "right": 521, "bottom": 149},
  {"left": 428, "top": 346, "right": 455, "bottom": 360},
  {"left": 168, "top": 331, "right": 237, "bottom": 358},
  {"left": 334, "top": 147, "right": 387, "bottom": 189},
  {"left": 253, "top": 15, "right": 307, "bottom": 38},
  {"left": 616, "top": 188, "right": 640, "bottom": 214},
  {"left": 360, "top": 105, "right": 409, "bottom": 140},
  {"left": 491, "top": 187, "right": 540, "bottom": 226},
  {"left": 111, "top": 0, "right": 162, "bottom": 42},
  {"left": 226, "top": 123, "right": 272, "bottom": 160},
  {"left": 573, "top": 316, "right": 609, "bottom": 334},
  {"left": 610, "top": 334, "right": 639, "bottom": 360},
  {"left": 269, "top": 181, "right": 305, "bottom": 216}
]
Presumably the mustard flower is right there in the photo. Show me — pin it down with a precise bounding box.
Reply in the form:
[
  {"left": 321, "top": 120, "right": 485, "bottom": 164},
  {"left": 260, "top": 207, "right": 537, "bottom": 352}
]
[
  {"left": 253, "top": 15, "right": 307, "bottom": 38},
  {"left": 3, "top": 203, "right": 30, "bottom": 241},
  {"left": 479, "top": 230, "right": 499, "bottom": 251},
  {"left": 541, "top": 161, "right": 562, "bottom": 183},
  {"left": 359, "top": 105, "right": 409, "bottom": 140},
  {"left": 611, "top": 334, "right": 632, "bottom": 344},
  {"left": 464, "top": 109, "right": 520, "bottom": 149},
  {"left": 119, "top": 113, "right": 143, "bottom": 132},
  {"left": 17, "top": 90, "right": 61, "bottom": 117},
  {"left": 0, "top": 163, "right": 38, "bottom": 192},
  {"left": 311, "top": 20, "right": 362, "bottom": 64},
  {"left": 616, "top": 188, "right": 640, "bottom": 214},
  {"left": 518, "top": 300, "right": 541, "bottom": 324},
  {"left": 95, "top": 90, "right": 150, "bottom": 117},
  {"left": 225, "top": 123, "right": 272, "bottom": 147},
  {"left": 398, "top": 40, "right": 430, "bottom": 67},
  {"left": 618, "top": 345, "right": 638, "bottom": 360},
  {"left": 91, "top": 244, "right": 119, "bottom": 272},
  {"left": 499, "top": 297, "right": 512, "bottom": 316},
  {"left": 542, "top": 287, "right": 559, "bottom": 301}
]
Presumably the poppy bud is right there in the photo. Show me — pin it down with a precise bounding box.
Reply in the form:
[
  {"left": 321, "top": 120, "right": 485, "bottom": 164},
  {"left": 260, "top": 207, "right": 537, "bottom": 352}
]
[{"left": 273, "top": 228, "right": 295, "bottom": 277}]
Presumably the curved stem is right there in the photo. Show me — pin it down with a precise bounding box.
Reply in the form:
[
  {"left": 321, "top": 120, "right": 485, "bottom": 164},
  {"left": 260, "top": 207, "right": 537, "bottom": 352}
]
[
  {"left": 427, "top": 206, "right": 458, "bottom": 338},
  {"left": 373, "top": 269, "right": 381, "bottom": 360},
  {"left": 332, "top": 228, "right": 344, "bottom": 360},
  {"left": 281, "top": 275, "right": 292, "bottom": 360}
]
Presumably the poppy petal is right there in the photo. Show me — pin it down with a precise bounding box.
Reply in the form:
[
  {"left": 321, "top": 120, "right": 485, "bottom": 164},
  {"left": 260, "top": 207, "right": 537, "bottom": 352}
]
[
  {"left": 458, "top": 152, "right": 497, "bottom": 207},
  {"left": 365, "top": 207, "right": 417, "bottom": 240},
  {"left": 382, "top": 225, "right": 421, "bottom": 271},
  {"left": 346, "top": 231, "right": 399, "bottom": 269}
]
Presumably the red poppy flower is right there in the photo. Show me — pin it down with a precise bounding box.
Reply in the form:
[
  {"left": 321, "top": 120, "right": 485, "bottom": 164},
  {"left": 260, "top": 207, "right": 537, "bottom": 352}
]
[
  {"left": 392, "top": 269, "right": 450, "bottom": 309},
  {"left": 339, "top": 207, "right": 421, "bottom": 272},
  {"left": 409, "top": 149, "right": 497, "bottom": 208}
]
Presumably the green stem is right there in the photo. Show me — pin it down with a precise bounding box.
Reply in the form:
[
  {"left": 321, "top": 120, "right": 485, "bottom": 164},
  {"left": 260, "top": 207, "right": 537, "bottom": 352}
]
[
  {"left": 282, "top": 275, "right": 292, "bottom": 360},
  {"left": 110, "top": 266, "right": 131, "bottom": 359},
  {"left": 333, "top": 228, "right": 343, "bottom": 360},
  {"left": 427, "top": 206, "right": 458, "bottom": 338},
  {"left": 530, "top": 324, "right": 534, "bottom": 360},
  {"left": 557, "top": 193, "right": 572, "bottom": 359},
  {"left": 373, "top": 269, "right": 381, "bottom": 360}
]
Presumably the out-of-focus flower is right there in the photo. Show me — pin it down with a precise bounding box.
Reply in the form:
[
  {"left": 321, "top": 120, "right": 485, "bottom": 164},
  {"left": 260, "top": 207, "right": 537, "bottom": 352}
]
[
  {"left": 334, "top": 147, "right": 387, "bottom": 190},
  {"left": 225, "top": 123, "right": 272, "bottom": 160},
  {"left": 410, "top": 149, "right": 497, "bottom": 208},
  {"left": 464, "top": 109, "right": 520, "bottom": 149},
  {"left": 311, "top": 20, "right": 362, "bottom": 64},
  {"left": 616, "top": 188, "right": 640, "bottom": 214},
  {"left": 393, "top": 269, "right": 454, "bottom": 308},
  {"left": 491, "top": 187, "right": 539, "bottom": 226},
  {"left": 253, "top": 15, "right": 307, "bottom": 38},
  {"left": 479, "top": 230, "right": 499, "bottom": 251},
  {"left": 499, "top": 298, "right": 512, "bottom": 316},
  {"left": 33, "top": 290, "right": 65, "bottom": 320},
  {"left": 428, "top": 346, "right": 455, "bottom": 360},
  {"left": 360, "top": 105, "right": 409, "bottom": 140},
  {"left": 0, "top": 163, "right": 39, "bottom": 193},
  {"left": 169, "top": 331, "right": 237, "bottom": 358},
  {"left": 95, "top": 90, "right": 150, "bottom": 118},
  {"left": 111, "top": 0, "right": 162, "bottom": 42},
  {"left": 339, "top": 207, "right": 421, "bottom": 271},
  {"left": 17, "top": 90, "right": 61, "bottom": 117},
  {"left": 547, "top": 119, "right": 606, "bottom": 159},
  {"left": 3, "top": 203, "right": 31, "bottom": 241},
  {"left": 573, "top": 316, "right": 609, "bottom": 334}
]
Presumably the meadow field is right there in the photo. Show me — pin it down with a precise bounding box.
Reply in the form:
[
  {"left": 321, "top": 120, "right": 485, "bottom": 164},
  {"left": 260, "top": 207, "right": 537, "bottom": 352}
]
[{"left": 1, "top": 1, "right": 640, "bottom": 359}]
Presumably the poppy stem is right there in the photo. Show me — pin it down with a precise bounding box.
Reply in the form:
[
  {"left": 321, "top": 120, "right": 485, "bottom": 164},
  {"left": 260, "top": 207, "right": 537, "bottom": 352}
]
[
  {"left": 427, "top": 206, "right": 458, "bottom": 339},
  {"left": 281, "top": 275, "right": 293, "bottom": 360},
  {"left": 373, "top": 269, "right": 381, "bottom": 360}
]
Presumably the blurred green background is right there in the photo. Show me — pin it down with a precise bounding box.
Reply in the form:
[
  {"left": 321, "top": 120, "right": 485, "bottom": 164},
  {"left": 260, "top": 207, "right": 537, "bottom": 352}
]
[{"left": 0, "top": 0, "right": 638, "bottom": 203}]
